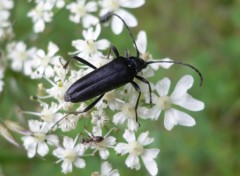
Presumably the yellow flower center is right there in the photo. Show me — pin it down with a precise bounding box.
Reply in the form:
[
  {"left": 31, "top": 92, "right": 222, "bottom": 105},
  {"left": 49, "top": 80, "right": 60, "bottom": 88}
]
[
  {"left": 85, "top": 40, "right": 96, "bottom": 54},
  {"left": 34, "top": 132, "right": 46, "bottom": 142},
  {"left": 156, "top": 96, "right": 172, "bottom": 110},
  {"left": 76, "top": 5, "right": 86, "bottom": 16},
  {"left": 64, "top": 150, "right": 77, "bottom": 162},
  {"left": 128, "top": 141, "right": 144, "bottom": 156},
  {"left": 122, "top": 103, "right": 135, "bottom": 119},
  {"left": 108, "top": 0, "right": 119, "bottom": 10}
]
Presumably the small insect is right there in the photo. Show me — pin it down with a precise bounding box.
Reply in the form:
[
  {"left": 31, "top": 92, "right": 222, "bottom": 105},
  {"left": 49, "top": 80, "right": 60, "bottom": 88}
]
[
  {"left": 82, "top": 135, "right": 104, "bottom": 145},
  {"left": 63, "top": 12, "right": 203, "bottom": 126}
]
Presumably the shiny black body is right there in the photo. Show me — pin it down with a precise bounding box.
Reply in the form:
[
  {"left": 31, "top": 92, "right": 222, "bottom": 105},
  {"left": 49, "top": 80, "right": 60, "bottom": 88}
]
[{"left": 64, "top": 56, "right": 147, "bottom": 103}]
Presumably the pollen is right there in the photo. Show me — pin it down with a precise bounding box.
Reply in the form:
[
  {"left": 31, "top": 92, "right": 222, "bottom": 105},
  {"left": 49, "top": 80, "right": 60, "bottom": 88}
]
[
  {"left": 85, "top": 40, "right": 96, "bottom": 54},
  {"left": 41, "top": 112, "right": 54, "bottom": 122},
  {"left": 128, "top": 141, "right": 144, "bottom": 156},
  {"left": 64, "top": 150, "right": 77, "bottom": 162},
  {"left": 156, "top": 96, "right": 172, "bottom": 110},
  {"left": 107, "top": 0, "right": 120, "bottom": 11},
  {"left": 34, "top": 133, "right": 46, "bottom": 142},
  {"left": 122, "top": 103, "right": 135, "bottom": 119},
  {"left": 76, "top": 5, "right": 86, "bottom": 16}
]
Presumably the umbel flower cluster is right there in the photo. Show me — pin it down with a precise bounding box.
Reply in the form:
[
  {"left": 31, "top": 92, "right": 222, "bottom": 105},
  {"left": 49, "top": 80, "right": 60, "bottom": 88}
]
[{"left": 0, "top": 0, "right": 204, "bottom": 175}]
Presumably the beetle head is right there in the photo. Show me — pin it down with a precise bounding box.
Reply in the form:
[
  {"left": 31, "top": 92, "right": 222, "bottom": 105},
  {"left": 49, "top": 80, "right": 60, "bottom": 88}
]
[{"left": 129, "top": 57, "right": 147, "bottom": 73}]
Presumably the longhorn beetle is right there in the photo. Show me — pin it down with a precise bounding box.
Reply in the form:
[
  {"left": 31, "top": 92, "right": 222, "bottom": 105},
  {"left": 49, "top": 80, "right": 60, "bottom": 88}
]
[{"left": 63, "top": 12, "right": 203, "bottom": 126}]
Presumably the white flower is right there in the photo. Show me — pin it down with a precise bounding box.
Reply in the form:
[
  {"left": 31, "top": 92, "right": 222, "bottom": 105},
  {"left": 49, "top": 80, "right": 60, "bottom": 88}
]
[
  {"left": 31, "top": 41, "right": 59, "bottom": 78},
  {"left": 54, "top": 0, "right": 65, "bottom": 8},
  {"left": 21, "top": 102, "right": 62, "bottom": 125},
  {"left": 149, "top": 75, "right": 205, "bottom": 130},
  {"left": 27, "top": 1, "right": 53, "bottom": 33},
  {"left": 85, "top": 127, "right": 116, "bottom": 160},
  {"left": 136, "top": 30, "right": 172, "bottom": 70},
  {"left": 100, "top": 0, "right": 145, "bottom": 34},
  {"left": 0, "top": 0, "right": 14, "bottom": 18},
  {"left": 92, "top": 161, "right": 119, "bottom": 176},
  {"left": 115, "top": 130, "right": 160, "bottom": 176},
  {"left": 21, "top": 120, "right": 59, "bottom": 158},
  {"left": 67, "top": 0, "right": 98, "bottom": 28},
  {"left": 0, "top": 0, "right": 14, "bottom": 40},
  {"left": 71, "top": 24, "right": 110, "bottom": 61},
  {"left": 58, "top": 114, "right": 80, "bottom": 132},
  {"left": 53, "top": 136, "right": 86, "bottom": 174},
  {"left": 113, "top": 95, "right": 146, "bottom": 131},
  {"left": 45, "top": 78, "right": 71, "bottom": 106},
  {"left": 95, "top": 90, "right": 122, "bottom": 111},
  {"left": 91, "top": 110, "right": 109, "bottom": 127},
  {"left": 7, "top": 41, "right": 36, "bottom": 76},
  {"left": 0, "top": 67, "right": 4, "bottom": 92},
  {"left": 40, "top": 102, "right": 62, "bottom": 123}
]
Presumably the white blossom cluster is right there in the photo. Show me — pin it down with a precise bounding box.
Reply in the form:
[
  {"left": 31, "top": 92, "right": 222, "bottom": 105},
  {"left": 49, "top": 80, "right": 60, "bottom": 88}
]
[
  {"left": 0, "top": 1, "right": 205, "bottom": 176},
  {"left": 0, "top": 0, "right": 14, "bottom": 40}
]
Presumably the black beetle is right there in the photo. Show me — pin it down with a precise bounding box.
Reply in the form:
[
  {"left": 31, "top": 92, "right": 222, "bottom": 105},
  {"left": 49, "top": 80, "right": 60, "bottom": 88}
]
[{"left": 63, "top": 12, "right": 203, "bottom": 125}]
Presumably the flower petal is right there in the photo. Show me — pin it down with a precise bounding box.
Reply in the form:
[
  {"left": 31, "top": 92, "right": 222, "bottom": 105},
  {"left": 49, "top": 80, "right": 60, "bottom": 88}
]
[
  {"left": 53, "top": 147, "right": 64, "bottom": 158},
  {"left": 136, "top": 31, "right": 147, "bottom": 53},
  {"left": 74, "top": 158, "right": 86, "bottom": 168},
  {"left": 63, "top": 136, "right": 74, "bottom": 149},
  {"left": 127, "top": 118, "right": 138, "bottom": 131},
  {"left": 101, "top": 161, "right": 112, "bottom": 175},
  {"left": 82, "top": 15, "right": 99, "bottom": 28},
  {"left": 46, "top": 134, "right": 59, "bottom": 146},
  {"left": 120, "top": 0, "right": 145, "bottom": 8},
  {"left": 111, "top": 16, "right": 124, "bottom": 35},
  {"left": 125, "top": 154, "right": 140, "bottom": 170},
  {"left": 123, "top": 129, "right": 136, "bottom": 142},
  {"left": 48, "top": 42, "right": 59, "bottom": 57},
  {"left": 171, "top": 93, "right": 205, "bottom": 111},
  {"left": 85, "top": 1, "right": 97, "bottom": 12},
  {"left": 164, "top": 109, "right": 196, "bottom": 130},
  {"left": 155, "top": 77, "right": 171, "bottom": 96},
  {"left": 96, "top": 39, "right": 110, "bottom": 50},
  {"left": 93, "top": 24, "right": 101, "bottom": 40},
  {"left": 138, "top": 131, "right": 154, "bottom": 146},
  {"left": 148, "top": 106, "right": 161, "bottom": 120},
  {"left": 113, "top": 112, "right": 126, "bottom": 124},
  {"left": 117, "top": 9, "right": 137, "bottom": 27},
  {"left": 115, "top": 143, "right": 128, "bottom": 155},
  {"left": 99, "top": 148, "right": 109, "bottom": 160},
  {"left": 37, "top": 142, "right": 49, "bottom": 156},
  {"left": 157, "top": 58, "right": 173, "bottom": 69},
  {"left": 141, "top": 149, "right": 160, "bottom": 176},
  {"left": 62, "top": 160, "right": 72, "bottom": 174},
  {"left": 22, "top": 136, "right": 37, "bottom": 158},
  {"left": 171, "top": 75, "right": 193, "bottom": 97}
]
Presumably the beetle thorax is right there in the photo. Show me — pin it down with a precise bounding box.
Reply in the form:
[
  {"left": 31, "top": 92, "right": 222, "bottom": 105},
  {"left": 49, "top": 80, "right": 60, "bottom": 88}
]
[{"left": 128, "top": 57, "right": 147, "bottom": 73}]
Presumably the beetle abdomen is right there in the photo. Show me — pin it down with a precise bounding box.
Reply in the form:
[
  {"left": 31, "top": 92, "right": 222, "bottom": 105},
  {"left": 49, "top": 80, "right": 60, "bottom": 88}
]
[{"left": 65, "top": 57, "right": 136, "bottom": 103}]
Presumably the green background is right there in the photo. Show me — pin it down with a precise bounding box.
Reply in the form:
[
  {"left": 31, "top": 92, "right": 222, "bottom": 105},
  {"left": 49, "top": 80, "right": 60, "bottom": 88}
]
[{"left": 0, "top": 0, "right": 240, "bottom": 175}]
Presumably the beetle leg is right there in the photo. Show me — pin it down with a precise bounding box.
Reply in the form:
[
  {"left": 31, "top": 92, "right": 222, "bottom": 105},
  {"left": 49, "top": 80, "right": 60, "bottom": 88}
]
[
  {"left": 72, "top": 94, "right": 105, "bottom": 114},
  {"left": 64, "top": 56, "right": 97, "bottom": 69},
  {"left": 125, "top": 49, "right": 129, "bottom": 58},
  {"left": 135, "top": 75, "right": 153, "bottom": 105},
  {"left": 130, "top": 81, "right": 141, "bottom": 127},
  {"left": 47, "top": 94, "right": 104, "bottom": 134},
  {"left": 107, "top": 45, "right": 120, "bottom": 59}
]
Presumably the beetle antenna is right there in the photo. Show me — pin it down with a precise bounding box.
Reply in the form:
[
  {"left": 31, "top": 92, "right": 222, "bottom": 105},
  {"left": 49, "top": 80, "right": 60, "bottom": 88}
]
[
  {"left": 100, "top": 12, "right": 140, "bottom": 57},
  {"left": 147, "top": 60, "right": 203, "bottom": 86}
]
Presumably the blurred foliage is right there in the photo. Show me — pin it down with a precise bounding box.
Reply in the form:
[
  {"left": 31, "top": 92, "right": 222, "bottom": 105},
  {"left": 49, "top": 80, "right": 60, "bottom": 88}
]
[{"left": 1, "top": 0, "right": 240, "bottom": 176}]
